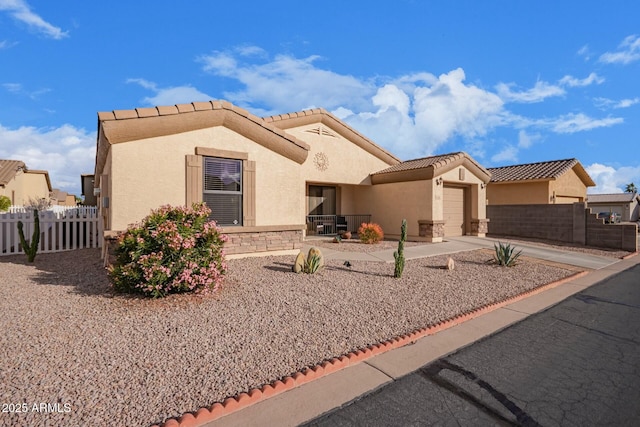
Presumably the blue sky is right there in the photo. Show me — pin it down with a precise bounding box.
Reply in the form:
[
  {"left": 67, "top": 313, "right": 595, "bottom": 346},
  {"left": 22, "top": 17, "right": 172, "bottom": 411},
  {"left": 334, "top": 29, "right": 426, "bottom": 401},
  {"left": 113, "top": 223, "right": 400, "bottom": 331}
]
[{"left": 1, "top": 1, "right": 639, "bottom": 197}]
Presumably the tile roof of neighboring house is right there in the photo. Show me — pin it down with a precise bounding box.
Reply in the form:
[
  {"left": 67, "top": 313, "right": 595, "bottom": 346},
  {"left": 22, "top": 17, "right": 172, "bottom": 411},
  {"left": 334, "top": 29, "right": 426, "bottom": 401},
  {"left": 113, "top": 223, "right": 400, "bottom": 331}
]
[
  {"left": 487, "top": 158, "right": 596, "bottom": 186},
  {"left": 265, "top": 109, "right": 400, "bottom": 165},
  {"left": 370, "top": 152, "right": 491, "bottom": 184},
  {"left": 587, "top": 192, "right": 640, "bottom": 203},
  {"left": 0, "top": 159, "right": 26, "bottom": 187}
]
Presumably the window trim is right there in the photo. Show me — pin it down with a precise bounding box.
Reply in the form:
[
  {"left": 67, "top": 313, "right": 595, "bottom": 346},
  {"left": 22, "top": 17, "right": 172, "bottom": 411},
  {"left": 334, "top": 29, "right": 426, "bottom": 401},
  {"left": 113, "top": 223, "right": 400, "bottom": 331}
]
[
  {"left": 203, "top": 156, "right": 243, "bottom": 226},
  {"left": 186, "top": 147, "right": 256, "bottom": 227}
]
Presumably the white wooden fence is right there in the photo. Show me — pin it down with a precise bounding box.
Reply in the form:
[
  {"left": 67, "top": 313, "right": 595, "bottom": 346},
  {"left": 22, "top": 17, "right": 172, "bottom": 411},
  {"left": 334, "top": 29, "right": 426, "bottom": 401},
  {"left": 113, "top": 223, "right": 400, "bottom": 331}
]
[{"left": 0, "top": 206, "right": 102, "bottom": 256}]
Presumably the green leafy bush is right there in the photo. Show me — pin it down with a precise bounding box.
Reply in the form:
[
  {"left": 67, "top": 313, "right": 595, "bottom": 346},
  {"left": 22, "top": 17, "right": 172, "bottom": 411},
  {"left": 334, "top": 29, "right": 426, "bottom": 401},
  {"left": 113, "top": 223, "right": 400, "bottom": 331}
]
[
  {"left": 358, "top": 222, "right": 384, "bottom": 244},
  {"left": 0, "top": 195, "right": 10, "bottom": 212},
  {"left": 108, "top": 203, "right": 228, "bottom": 297},
  {"left": 493, "top": 242, "right": 522, "bottom": 267}
]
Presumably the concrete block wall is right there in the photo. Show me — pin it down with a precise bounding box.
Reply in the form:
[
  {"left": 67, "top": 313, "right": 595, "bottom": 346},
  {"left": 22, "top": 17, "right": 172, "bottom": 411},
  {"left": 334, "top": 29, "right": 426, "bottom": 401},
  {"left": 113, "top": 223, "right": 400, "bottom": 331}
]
[
  {"left": 487, "top": 204, "right": 575, "bottom": 242},
  {"left": 488, "top": 203, "right": 638, "bottom": 252},
  {"left": 585, "top": 213, "right": 638, "bottom": 252}
]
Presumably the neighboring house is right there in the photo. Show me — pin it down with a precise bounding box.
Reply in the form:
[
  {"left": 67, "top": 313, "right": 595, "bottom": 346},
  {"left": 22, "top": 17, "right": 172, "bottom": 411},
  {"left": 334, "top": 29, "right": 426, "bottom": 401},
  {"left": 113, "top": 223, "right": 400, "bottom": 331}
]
[
  {"left": 81, "top": 174, "right": 97, "bottom": 206},
  {"left": 0, "top": 159, "right": 52, "bottom": 206},
  {"left": 51, "top": 189, "right": 77, "bottom": 206},
  {"left": 486, "top": 158, "right": 595, "bottom": 205},
  {"left": 94, "top": 100, "right": 491, "bottom": 255},
  {"left": 587, "top": 192, "right": 640, "bottom": 222}
]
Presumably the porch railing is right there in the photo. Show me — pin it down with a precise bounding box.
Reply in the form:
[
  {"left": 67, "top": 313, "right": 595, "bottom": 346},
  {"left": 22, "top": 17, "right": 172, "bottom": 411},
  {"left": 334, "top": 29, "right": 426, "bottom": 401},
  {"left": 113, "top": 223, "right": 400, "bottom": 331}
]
[{"left": 306, "top": 214, "right": 371, "bottom": 235}]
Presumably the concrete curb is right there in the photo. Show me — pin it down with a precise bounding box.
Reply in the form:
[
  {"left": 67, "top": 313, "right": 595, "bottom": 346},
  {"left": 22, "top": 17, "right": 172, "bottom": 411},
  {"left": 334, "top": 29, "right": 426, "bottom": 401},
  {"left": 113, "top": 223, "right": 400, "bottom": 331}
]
[{"left": 152, "top": 269, "right": 588, "bottom": 427}]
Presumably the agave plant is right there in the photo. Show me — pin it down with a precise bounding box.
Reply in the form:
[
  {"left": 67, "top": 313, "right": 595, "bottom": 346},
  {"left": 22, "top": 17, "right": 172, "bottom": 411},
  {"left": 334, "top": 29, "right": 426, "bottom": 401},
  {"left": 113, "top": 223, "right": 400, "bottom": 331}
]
[
  {"left": 493, "top": 242, "right": 522, "bottom": 267},
  {"left": 304, "top": 254, "right": 323, "bottom": 274}
]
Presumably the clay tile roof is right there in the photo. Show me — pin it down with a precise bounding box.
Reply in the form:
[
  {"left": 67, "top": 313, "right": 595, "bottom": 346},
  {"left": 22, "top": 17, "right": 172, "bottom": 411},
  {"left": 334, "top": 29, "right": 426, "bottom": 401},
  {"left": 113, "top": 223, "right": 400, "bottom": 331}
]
[
  {"left": 487, "top": 158, "right": 595, "bottom": 186},
  {"left": 587, "top": 192, "right": 639, "bottom": 203},
  {"left": 264, "top": 107, "right": 400, "bottom": 165},
  {"left": 370, "top": 152, "right": 491, "bottom": 185},
  {"left": 0, "top": 159, "right": 26, "bottom": 186},
  {"left": 372, "top": 152, "right": 467, "bottom": 175}
]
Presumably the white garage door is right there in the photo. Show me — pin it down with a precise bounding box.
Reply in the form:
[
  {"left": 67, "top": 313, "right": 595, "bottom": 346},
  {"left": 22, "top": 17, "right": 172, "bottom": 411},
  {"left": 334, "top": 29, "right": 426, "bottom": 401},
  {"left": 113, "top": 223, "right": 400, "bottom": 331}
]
[{"left": 443, "top": 186, "right": 465, "bottom": 236}]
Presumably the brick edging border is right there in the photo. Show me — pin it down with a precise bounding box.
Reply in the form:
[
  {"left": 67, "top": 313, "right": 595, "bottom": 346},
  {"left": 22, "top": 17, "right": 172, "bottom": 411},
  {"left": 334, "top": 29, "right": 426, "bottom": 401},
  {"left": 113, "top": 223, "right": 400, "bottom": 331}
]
[
  {"left": 153, "top": 270, "right": 588, "bottom": 427},
  {"left": 621, "top": 251, "right": 638, "bottom": 260}
]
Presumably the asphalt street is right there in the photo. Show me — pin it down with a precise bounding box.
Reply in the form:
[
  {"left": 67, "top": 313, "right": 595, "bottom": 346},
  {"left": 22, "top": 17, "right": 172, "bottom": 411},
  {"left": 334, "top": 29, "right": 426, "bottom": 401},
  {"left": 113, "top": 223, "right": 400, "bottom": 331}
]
[{"left": 303, "top": 264, "right": 640, "bottom": 427}]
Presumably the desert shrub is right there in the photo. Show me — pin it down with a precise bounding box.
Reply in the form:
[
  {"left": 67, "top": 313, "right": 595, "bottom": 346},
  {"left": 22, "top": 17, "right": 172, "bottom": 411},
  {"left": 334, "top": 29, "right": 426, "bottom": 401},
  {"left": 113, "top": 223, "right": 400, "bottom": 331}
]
[
  {"left": 0, "top": 195, "right": 10, "bottom": 212},
  {"left": 26, "top": 197, "right": 52, "bottom": 211},
  {"left": 108, "top": 203, "right": 228, "bottom": 298},
  {"left": 358, "top": 222, "right": 384, "bottom": 244},
  {"left": 493, "top": 242, "right": 522, "bottom": 267}
]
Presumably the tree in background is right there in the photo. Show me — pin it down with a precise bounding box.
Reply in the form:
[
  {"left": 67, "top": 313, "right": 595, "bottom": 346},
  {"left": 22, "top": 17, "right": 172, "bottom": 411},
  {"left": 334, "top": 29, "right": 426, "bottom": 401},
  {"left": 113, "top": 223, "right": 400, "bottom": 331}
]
[{"left": 625, "top": 182, "right": 637, "bottom": 193}]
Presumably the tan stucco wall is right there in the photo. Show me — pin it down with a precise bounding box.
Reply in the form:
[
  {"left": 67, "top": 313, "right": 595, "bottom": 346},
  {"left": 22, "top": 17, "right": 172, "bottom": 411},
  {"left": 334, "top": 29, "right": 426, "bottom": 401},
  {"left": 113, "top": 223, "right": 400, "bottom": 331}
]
[
  {"left": 0, "top": 170, "right": 50, "bottom": 206},
  {"left": 488, "top": 170, "right": 589, "bottom": 206},
  {"left": 487, "top": 181, "right": 550, "bottom": 205},
  {"left": 354, "top": 180, "right": 432, "bottom": 240},
  {"left": 438, "top": 166, "right": 487, "bottom": 221},
  {"left": 103, "top": 126, "right": 303, "bottom": 231},
  {"left": 549, "top": 170, "right": 588, "bottom": 202},
  {"left": 286, "top": 124, "right": 394, "bottom": 185}
]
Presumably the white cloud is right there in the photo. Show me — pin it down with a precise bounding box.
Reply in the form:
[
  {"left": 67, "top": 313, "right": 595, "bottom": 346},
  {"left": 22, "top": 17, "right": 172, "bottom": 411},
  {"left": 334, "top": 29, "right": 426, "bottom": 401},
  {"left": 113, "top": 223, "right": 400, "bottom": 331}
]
[
  {"left": 594, "top": 97, "right": 640, "bottom": 109},
  {"left": 538, "top": 113, "right": 623, "bottom": 133},
  {"left": 193, "top": 48, "right": 627, "bottom": 159},
  {"left": 127, "top": 79, "right": 212, "bottom": 106},
  {"left": 2, "top": 83, "right": 22, "bottom": 93},
  {"left": 491, "top": 145, "right": 518, "bottom": 164},
  {"left": 199, "top": 51, "right": 374, "bottom": 113},
  {"left": 586, "top": 163, "right": 640, "bottom": 194},
  {"left": 0, "top": 123, "right": 95, "bottom": 195},
  {"left": 517, "top": 130, "right": 541, "bottom": 148},
  {"left": 599, "top": 35, "right": 640, "bottom": 64},
  {"left": 496, "top": 80, "right": 565, "bottom": 103},
  {"left": 577, "top": 44, "right": 591, "bottom": 61},
  {"left": 0, "top": 0, "right": 68, "bottom": 39},
  {"left": 559, "top": 72, "right": 604, "bottom": 87},
  {"left": 338, "top": 68, "right": 507, "bottom": 159}
]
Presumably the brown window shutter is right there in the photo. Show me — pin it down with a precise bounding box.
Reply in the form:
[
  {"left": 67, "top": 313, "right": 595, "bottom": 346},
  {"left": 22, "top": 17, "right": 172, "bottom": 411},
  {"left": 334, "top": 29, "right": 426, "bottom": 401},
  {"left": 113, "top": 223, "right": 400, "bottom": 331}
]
[
  {"left": 243, "top": 160, "right": 256, "bottom": 226},
  {"left": 185, "top": 155, "right": 203, "bottom": 206}
]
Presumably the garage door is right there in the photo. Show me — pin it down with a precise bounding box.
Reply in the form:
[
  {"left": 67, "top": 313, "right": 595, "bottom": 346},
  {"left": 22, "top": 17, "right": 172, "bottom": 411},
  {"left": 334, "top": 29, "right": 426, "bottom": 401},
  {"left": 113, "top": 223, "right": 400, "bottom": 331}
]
[{"left": 443, "top": 186, "right": 465, "bottom": 236}]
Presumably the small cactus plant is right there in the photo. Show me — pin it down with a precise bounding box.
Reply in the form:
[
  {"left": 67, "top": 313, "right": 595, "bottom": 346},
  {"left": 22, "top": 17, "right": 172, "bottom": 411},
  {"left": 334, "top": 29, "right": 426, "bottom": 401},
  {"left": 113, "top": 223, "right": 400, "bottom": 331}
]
[
  {"left": 393, "top": 219, "right": 407, "bottom": 278},
  {"left": 17, "top": 209, "right": 40, "bottom": 262},
  {"left": 493, "top": 242, "right": 522, "bottom": 267},
  {"left": 304, "top": 254, "right": 323, "bottom": 274},
  {"left": 293, "top": 247, "right": 324, "bottom": 274}
]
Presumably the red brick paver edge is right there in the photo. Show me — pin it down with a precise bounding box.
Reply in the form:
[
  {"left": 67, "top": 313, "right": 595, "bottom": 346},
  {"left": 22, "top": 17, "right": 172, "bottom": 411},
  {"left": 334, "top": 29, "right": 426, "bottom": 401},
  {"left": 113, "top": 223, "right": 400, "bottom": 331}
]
[{"left": 153, "top": 270, "right": 588, "bottom": 427}]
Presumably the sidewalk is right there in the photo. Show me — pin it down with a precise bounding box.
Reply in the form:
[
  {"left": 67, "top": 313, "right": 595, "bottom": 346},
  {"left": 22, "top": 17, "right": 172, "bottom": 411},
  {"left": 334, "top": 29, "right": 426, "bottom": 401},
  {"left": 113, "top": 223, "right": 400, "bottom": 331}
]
[
  {"left": 200, "top": 238, "right": 637, "bottom": 427},
  {"left": 303, "top": 235, "right": 618, "bottom": 270}
]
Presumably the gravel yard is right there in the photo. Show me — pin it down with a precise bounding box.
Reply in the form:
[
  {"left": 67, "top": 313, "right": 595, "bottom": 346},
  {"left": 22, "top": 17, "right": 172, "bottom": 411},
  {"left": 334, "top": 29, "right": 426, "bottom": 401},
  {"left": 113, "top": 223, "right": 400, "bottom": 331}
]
[{"left": 1, "top": 247, "right": 582, "bottom": 426}]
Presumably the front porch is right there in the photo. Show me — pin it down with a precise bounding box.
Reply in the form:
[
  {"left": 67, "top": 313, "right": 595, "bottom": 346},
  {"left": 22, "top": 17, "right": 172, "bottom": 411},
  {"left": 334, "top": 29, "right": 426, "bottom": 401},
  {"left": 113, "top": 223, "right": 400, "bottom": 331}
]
[{"left": 306, "top": 214, "right": 371, "bottom": 235}]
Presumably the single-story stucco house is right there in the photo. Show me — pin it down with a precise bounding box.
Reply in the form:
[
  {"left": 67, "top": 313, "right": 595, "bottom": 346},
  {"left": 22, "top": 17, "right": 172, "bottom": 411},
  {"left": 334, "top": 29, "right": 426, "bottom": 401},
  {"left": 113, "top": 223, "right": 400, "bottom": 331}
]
[
  {"left": 0, "top": 159, "right": 53, "bottom": 207},
  {"left": 486, "top": 158, "right": 595, "bottom": 205},
  {"left": 587, "top": 192, "right": 640, "bottom": 222},
  {"left": 94, "top": 100, "right": 491, "bottom": 255}
]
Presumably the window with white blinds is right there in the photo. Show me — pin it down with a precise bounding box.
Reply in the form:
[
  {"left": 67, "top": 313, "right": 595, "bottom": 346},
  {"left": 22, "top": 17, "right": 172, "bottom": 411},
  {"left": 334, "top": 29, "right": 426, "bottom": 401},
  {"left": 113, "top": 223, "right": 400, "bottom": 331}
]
[{"left": 203, "top": 157, "right": 242, "bottom": 226}]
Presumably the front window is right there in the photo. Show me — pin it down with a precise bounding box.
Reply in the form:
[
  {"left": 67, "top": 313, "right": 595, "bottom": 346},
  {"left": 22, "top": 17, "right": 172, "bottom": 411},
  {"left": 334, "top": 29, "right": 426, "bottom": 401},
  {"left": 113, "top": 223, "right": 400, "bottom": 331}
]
[{"left": 203, "top": 157, "right": 242, "bottom": 226}]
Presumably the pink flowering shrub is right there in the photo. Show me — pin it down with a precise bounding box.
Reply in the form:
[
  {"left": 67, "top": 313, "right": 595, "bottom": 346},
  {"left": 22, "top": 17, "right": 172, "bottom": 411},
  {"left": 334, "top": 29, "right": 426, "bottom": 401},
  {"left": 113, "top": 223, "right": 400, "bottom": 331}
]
[{"left": 108, "top": 203, "right": 228, "bottom": 298}]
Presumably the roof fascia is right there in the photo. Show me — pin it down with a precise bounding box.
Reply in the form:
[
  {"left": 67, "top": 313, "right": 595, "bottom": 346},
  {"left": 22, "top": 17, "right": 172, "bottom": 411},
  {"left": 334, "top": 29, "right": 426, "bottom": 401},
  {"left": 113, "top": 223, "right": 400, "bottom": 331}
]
[{"left": 268, "top": 110, "right": 400, "bottom": 166}]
